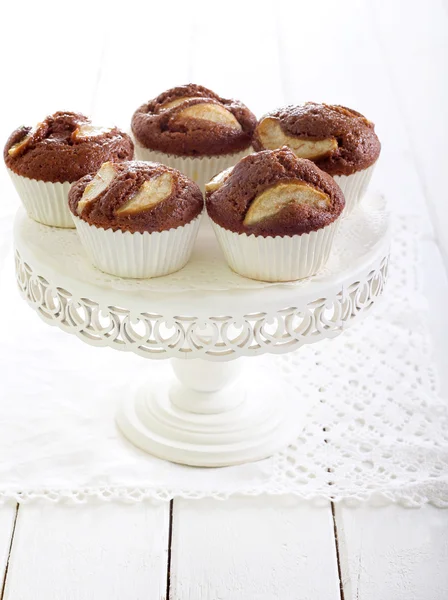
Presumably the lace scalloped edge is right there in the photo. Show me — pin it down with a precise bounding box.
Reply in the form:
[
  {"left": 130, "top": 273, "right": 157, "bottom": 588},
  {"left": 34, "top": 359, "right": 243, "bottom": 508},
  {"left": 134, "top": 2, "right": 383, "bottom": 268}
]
[
  {"left": 2, "top": 216, "right": 446, "bottom": 508},
  {"left": 1, "top": 483, "right": 448, "bottom": 508}
]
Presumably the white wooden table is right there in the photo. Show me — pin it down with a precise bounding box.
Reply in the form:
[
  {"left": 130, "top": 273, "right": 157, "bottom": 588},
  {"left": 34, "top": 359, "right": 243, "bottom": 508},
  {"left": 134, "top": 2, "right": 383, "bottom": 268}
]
[{"left": 1, "top": 0, "right": 448, "bottom": 597}]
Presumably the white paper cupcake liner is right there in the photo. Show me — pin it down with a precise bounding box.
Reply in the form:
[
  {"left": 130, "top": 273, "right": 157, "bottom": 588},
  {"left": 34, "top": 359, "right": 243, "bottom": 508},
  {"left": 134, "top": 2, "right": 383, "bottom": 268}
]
[
  {"left": 333, "top": 163, "right": 376, "bottom": 216},
  {"left": 72, "top": 213, "right": 203, "bottom": 279},
  {"left": 133, "top": 143, "right": 251, "bottom": 191},
  {"left": 7, "top": 169, "right": 75, "bottom": 228},
  {"left": 211, "top": 219, "right": 340, "bottom": 282}
]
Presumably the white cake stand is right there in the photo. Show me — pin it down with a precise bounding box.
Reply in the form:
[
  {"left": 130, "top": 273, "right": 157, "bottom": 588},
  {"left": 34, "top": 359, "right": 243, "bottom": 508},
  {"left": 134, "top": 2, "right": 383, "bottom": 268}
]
[{"left": 13, "top": 195, "right": 390, "bottom": 467}]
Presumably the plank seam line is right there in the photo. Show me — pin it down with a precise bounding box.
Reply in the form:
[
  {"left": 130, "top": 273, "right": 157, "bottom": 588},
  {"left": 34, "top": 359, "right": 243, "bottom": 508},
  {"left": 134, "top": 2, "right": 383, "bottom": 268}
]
[
  {"left": 89, "top": 33, "right": 107, "bottom": 117},
  {"left": 331, "top": 502, "right": 346, "bottom": 600},
  {"left": 165, "top": 500, "right": 174, "bottom": 600},
  {"left": 366, "top": 0, "right": 448, "bottom": 273},
  {"left": 0, "top": 504, "right": 19, "bottom": 600},
  {"left": 274, "top": 13, "right": 287, "bottom": 104}
]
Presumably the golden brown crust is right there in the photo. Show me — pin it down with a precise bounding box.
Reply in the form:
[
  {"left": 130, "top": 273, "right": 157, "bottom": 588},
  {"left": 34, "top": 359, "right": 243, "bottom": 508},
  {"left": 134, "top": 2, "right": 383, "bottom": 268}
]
[
  {"left": 206, "top": 147, "right": 345, "bottom": 237},
  {"left": 4, "top": 112, "right": 134, "bottom": 183},
  {"left": 131, "top": 84, "right": 256, "bottom": 157},
  {"left": 69, "top": 161, "right": 203, "bottom": 234},
  {"left": 253, "top": 103, "right": 381, "bottom": 176}
]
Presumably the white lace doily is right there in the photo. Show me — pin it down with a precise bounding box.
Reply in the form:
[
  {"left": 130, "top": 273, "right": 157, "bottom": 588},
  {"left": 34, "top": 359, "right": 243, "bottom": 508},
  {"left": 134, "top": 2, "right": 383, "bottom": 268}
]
[
  {"left": 16, "top": 196, "right": 388, "bottom": 295},
  {"left": 0, "top": 210, "right": 447, "bottom": 506}
]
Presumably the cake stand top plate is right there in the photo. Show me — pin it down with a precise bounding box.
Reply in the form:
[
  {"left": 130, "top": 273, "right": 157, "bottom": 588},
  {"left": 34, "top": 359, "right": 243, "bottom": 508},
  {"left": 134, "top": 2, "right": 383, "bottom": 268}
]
[{"left": 14, "top": 194, "right": 389, "bottom": 319}]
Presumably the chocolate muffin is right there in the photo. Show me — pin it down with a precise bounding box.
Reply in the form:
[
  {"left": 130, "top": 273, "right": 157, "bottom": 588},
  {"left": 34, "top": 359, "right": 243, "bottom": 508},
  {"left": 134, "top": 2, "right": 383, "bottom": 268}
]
[
  {"left": 70, "top": 160, "right": 203, "bottom": 232},
  {"left": 69, "top": 161, "right": 203, "bottom": 278},
  {"left": 253, "top": 103, "right": 381, "bottom": 214},
  {"left": 205, "top": 147, "right": 345, "bottom": 282},
  {"left": 5, "top": 111, "right": 134, "bottom": 183},
  {"left": 131, "top": 84, "right": 257, "bottom": 190},
  {"left": 5, "top": 111, "right": 134, "bottom": 228}
]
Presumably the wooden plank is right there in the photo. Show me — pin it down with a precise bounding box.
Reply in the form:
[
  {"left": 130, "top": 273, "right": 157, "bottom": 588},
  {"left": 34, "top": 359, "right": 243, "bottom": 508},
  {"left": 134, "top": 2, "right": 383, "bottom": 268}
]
[
  {"left": 336, "top": 504, "right": 448, "bottom": 600},
  {"left": 92, "top": 3, "right": 283, "bottom": 128},
  {"left": 170, "top": 497, "right": 340, "bottom": 600},
  {"left": 187, "top": 3, "right": 284, "bottom": 116},
  {"left": 0, "top": 1, "right": 105, "bottom": 219},
  {"left": 0, "top": 1, "right": 105, "bottom": 131},
  {"left": 278, "top": 0, "right": 381, "bottom": 108},
  {"left": 2, "top": 502, "right": 169, "bottom": 600},
  {"left": 91, "top": 7, "right": 194, "bottom": 128},
  {"left": 0, "top": 503, "right": 17, "bottom": 595},
  {"left": 369, "top": 0, "right": 448, "bottom": 264}
]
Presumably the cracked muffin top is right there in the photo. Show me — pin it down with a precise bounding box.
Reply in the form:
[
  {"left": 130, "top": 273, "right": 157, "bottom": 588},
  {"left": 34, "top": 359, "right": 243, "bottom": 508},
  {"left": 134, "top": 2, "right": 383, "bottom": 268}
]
[
  {"left": 205, "top": 147, "right": 345, "bottom": 237},
  {"left": 253, "top": 103, "right": 381, "bottom": 176},
  {"left": 131, "top": 84, "right": 257, "bottom": 157},
  {"left": 4, "top": 111, "right": 134, "bottom": 183},
  {"left": 69, "top": 160, "right": 203, "bottom": 234}
]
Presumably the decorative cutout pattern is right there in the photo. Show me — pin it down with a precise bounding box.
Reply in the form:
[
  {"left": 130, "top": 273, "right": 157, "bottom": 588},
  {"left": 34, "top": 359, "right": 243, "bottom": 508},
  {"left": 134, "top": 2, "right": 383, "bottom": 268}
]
[{"left": 15, "top": 250, "right": 388, "bottom": 360}]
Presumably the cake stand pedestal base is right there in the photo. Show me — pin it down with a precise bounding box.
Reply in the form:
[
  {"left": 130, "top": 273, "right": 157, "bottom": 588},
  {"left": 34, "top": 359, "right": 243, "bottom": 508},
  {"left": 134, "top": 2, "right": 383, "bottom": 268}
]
[
  {"left": 14, "top": 199, "right": 390, "bottom": 466},
  {"left": 116, "top": 359, "right": 307, "bottom": 467}
]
